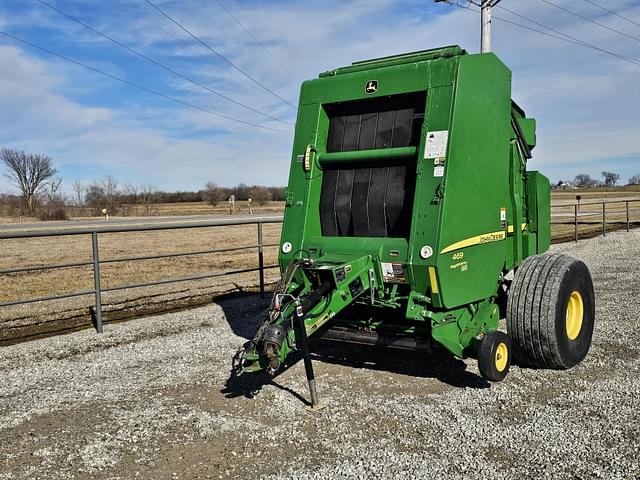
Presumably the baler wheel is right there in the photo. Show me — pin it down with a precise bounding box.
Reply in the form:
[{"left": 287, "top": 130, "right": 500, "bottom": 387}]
[
  {"left": 477, "top": 331, "right": 512, "bottom": 382},
  {"left": 506, "top": 253, "right": 595, "bottom": 369}
]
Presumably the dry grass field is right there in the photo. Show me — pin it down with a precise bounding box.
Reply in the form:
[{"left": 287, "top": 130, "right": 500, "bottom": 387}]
[
  {"left": 0, "top": 200, "right": 285, "bottom": 225},
  {"left": 0, "top": 190, "right": 638, "bottom": 343},
  {"left": 550, "top": 186, "right": 640, "bottom": 242},
  {"left": 105, "top": 200, "right": 285, "bottom": 218},
  {"left": 0, "top": 223, "right": 282, "bottom": 342}
]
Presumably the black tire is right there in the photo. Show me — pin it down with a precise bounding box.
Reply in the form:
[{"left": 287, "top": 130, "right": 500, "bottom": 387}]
[
  {"left": 506, "top": 253, "right": 595, "bottom": 369},
  {"left": 478, "top": 331, "right": 512, "bottom": 382}
]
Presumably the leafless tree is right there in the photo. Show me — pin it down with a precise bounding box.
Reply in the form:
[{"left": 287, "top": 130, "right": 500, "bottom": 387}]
[
  {"left": 119, "top": 184, "right": 137, "bottom": 216},
  {"left": 248, "top": 186, "right": 272, "bottom": 206},
  {"left": 574, "top": 174, "right": 595, "bottom": 188},
  {"left": 204, "top": 181, "right": 226, "bottom": 207},
  {"left": 40, "top": 176, "right": 68, "bottom": 221},
  {"left": 85, "top": 182, "right": 106, "bottom": 216},
  {"left": 601, "top": 171, "right": 620, "bottom": 186},
  {"left": 1, "top": 148, "right": 57, "bottom": 213},
  {"left": 44, "top": 176, "right": 63, "bottom": 204},
  {"left": 72, "top": 180, "right": 85, "bottom": 207},
  {"left": 101, "top": 175, "right": 120, "bottom": 213},
  {"left": 139, "top": 183, "right": 157, "bottom": 216}
]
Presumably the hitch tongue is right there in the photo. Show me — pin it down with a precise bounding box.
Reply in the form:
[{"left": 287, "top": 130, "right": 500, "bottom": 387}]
[{"left": 262, "top": 324, "right": 287, "bottom": 375}]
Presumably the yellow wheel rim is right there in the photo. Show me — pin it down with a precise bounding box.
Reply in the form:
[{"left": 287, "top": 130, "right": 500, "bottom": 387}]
[
  {"left": 566, "top": 290, "right": 584, "bottom": 341},
  {"left": 495, "top": 342, "right": 508, "bottom": 372}
]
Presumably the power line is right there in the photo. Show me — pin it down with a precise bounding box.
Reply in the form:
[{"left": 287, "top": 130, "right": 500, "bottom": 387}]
[
  {"left": 495, "top": 3, "right": 640, "bottom": 66},
  {"left": 143, "top": 0, "right": 296, "bottom": 109},
  {"left": 539, "top": 0, "right": 640, "bottom": 45},
  {"left": 212, "top": 0, "right": 294, "bottom": 75},
  {"left": 581, "top": 0, "right": 640, "bottom": 30},
  {"left": 496, "top": 4, "right": 596, "bottom": 48},
  {"left": 441, "top": 1, "right": 640, "bottom": 67},
  {"left": 0, "top": 29, "right": 290, "bottom": 133},
  {"left": 34, "top": 0, "right": 291, "bottom": 126}
]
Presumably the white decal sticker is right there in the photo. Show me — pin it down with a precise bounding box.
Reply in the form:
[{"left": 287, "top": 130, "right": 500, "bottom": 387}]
[
  {"left": 425, "top": 130, "right": 449, "bottom": 158},
  {"left": 433, "top": 157, "right": 446, "bottom": 177},
  {"left": 381, "top": 262, "right": 405, "bottom": 282},
  {"left": 381, "top": 262, "right": 395, "bottom": 278}
]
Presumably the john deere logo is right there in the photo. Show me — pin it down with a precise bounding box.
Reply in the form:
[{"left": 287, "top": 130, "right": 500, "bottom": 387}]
[{"left": 365, "top": 80, "right": 378, "bottom": 94}]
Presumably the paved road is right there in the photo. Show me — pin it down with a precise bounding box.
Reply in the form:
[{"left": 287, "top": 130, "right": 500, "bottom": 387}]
[{"left": 0, "top": 214, "right": 283, "bottom": 234}]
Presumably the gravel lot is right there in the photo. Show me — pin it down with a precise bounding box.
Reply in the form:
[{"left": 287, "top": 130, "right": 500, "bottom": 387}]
[{"left": 1, "top": 230, "right": 639, "bottom": 479}]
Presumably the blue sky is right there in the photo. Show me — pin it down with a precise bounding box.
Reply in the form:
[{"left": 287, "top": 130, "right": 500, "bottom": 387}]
[{"left": 0, "top": 0, "right": 639, "bottom": 193}]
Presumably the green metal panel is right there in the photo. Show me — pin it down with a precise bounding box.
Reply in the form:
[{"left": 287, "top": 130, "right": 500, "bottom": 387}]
[
  {"left": 527, "top": 171, "right": 551, "bottom": 253},
  {"left": 434, "top": 53, "right": 513, "bottom": 309},
  {"left": 519, "top": 118, "right": 536, "bottom": 149}
]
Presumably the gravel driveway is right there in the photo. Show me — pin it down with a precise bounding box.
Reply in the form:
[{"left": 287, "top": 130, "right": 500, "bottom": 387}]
[{"left": 1, "top": 230, "right": 639, "bottom": 479}]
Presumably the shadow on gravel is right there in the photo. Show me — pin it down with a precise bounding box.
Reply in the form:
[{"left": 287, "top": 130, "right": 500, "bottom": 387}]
[
  {"left": 309, "top": 340, "right": 490, "bottom": 390},
  {"left": 221, "top": 351, "right": 314, "bottom": 406},
  {"left": 220, "top": 343, "right": 488, "bottom": 406},
  {"left": 218, "top": 293, "right": 489, "bottom": 406},
  {"left": 217, "top": 292, "right": 270, "bottom": 340}
]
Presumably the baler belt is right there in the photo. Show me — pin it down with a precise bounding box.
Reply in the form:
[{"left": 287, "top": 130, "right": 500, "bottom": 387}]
[
  {"left": 368, "top": 167, "right": 389, "bottom": 236},
  {"left": 325, "top": 92, "right": 425, "bottom": 153},
  {"left": 320, "top": 162, "right": 414, "bottom": 238},
  {"left": 319, "top": 92, "right": 424, "bottom": 238},
  {"left": 352, "top": 168, "right": 372, "bottom": 236}
]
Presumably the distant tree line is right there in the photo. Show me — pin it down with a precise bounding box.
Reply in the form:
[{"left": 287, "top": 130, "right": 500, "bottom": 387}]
[
  {"left": 203, "top": 182, "right": 284, "bottom": 206},
  {"left": 0, "top": 147, "right": 286, "bottom": 220},
  {"left": 3, "top": 147, "right": 638, "bottom": 222},
  {"left": 555, "top": 171, "right": 640, "bottom": 188}
]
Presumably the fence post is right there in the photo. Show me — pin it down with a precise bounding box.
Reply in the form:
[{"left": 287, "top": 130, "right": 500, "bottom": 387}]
[
  {"left": 602, "top": 203, "right": 606, "bottom": 237},
  {"left": 627, "top": 201, "right": 630, "bottom": 232},
  {"left": 574, "top": 205, "right": 578, "bottom": 243},
  {"left": 257, "top": 222, "right": 265, "bottom": 297},
  {"left": 91, "top": 231, "right": 103, "bottom": 333}
]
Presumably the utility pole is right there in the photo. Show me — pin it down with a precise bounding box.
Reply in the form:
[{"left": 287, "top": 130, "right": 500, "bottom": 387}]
[
  {"left": 480, "top": 0, "right": 492, "bottom": 53},
  {"left": 435, "top": 0, "right": 503, "bottom": 53}
]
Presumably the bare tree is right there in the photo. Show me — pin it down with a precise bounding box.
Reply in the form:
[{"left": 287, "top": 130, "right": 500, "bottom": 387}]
[
  {"left": 204, "top": 181, "right": 226, "bottom": 207},
  {"left": 85, "top": 182, "right": 107, "bottom": 216},
  {"left": 1, "top": 148, "right": 57, "bottom": 213},
  {"left": 39, "top": 176, "right": 68, "bottom": 221},
  {"left": 101, "top": 175, "right": 120, "bottom": 213},
  {"left": 601, "top": 171, "right": 620, "bottom": 186},
  {"left": 574, "top": 174, "right": 594, "bottom": 188},
  {"left": 72, "top": 180, "right": 85, "bottom": 207},
  {"left": 139, "top": 183, "right": 157, "bottom": 216},
  {"left": 120, "top": 184, "right": 137, "bottom": 216},
  {"left": 248, "top": 186, "right": 272, "bottom": 206},
  {"left": 628, "top": 174, "right": 640, "bottom": 185},
  {"left": 44, "top": 176, "right": 63, "bottom": 204}
]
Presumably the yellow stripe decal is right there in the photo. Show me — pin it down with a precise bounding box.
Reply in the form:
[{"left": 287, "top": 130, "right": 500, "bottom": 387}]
[
  {"left": 441, "top": 223, "right": 527, "bottom": 254},
  {"left": 428, "top": 267, "right": 439, "bottom": 295}
]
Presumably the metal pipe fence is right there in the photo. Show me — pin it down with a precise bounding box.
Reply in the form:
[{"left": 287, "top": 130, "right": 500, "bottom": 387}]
[
  {"left": 1, "top": 198, "right": 638, "bottom": 336},
  {"left": 550, "top": 198, "right": 639, "bottom": 242},
  {"left": 0, "top": 216, "right": 283, "bottom": 333}
]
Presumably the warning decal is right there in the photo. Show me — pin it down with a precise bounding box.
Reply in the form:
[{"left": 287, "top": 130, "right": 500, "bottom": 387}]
[
  {"left": 424, "top": 130, "right": 449, "bottom": 158},
  {"left": 381, "top": 262, "right": 405, "bottom": 283}
]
